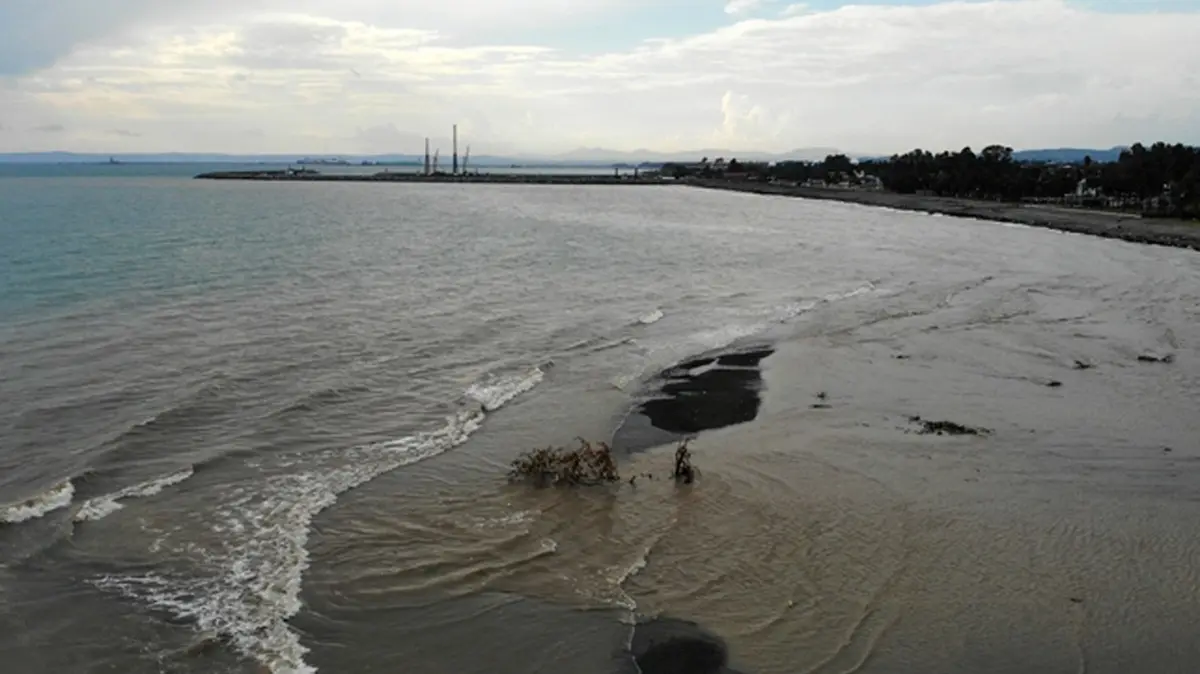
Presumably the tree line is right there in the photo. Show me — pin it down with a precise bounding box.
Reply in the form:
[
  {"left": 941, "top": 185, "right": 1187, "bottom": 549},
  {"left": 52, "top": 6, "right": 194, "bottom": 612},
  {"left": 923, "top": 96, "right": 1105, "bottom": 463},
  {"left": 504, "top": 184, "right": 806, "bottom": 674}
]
[{"left": 663, "top": 142, "right": 1200, "bottom": 219}]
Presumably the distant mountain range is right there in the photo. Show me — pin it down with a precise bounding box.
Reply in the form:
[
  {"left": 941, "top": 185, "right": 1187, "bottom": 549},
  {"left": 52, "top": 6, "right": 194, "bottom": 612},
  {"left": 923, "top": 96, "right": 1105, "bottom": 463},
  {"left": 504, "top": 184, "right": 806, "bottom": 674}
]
[
  {"left": 547, "top": 146, "right": 848, "bottom": 163},
  {"left": 1010, "top": 147, "right": 1127, "bottom": 163},
  {"left": 0, "top": 146, "right": 1130, "bottom": 165}
]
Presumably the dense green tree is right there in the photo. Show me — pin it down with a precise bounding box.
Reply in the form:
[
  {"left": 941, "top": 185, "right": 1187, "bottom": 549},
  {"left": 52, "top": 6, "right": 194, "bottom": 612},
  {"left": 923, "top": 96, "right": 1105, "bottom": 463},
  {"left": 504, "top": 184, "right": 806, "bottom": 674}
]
[
  {"left": 829, "top": 142, "right": 1198, "bottom": 218},
  {"left": 665, "top": 141, "right": 1199, "bottom": 218}
]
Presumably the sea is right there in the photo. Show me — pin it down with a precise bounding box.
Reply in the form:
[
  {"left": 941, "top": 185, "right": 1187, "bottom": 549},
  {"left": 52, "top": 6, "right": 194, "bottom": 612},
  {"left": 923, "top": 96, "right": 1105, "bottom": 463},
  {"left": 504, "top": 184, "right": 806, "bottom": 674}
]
[{"left": 2, "top": 164, "right": 1199, "bottom": 674}]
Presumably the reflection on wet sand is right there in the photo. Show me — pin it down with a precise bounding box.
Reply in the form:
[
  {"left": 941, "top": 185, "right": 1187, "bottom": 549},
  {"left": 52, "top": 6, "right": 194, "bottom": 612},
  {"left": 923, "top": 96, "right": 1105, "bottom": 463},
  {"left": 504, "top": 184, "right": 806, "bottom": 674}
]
[
  {"left": 613, "top": 346, "right": 774, "bottom": 453},
  {"left": 300, "top": 268, "right": 1200, "bottom": 674},
  {"left": 632, "top": 617, "right": 747, "bottom": 674}
]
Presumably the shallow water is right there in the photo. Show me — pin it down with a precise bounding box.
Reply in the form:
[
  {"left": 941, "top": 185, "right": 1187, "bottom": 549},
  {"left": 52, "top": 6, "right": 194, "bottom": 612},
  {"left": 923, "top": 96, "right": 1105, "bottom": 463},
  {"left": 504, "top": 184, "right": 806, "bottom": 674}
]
[{"left": 1, "top": 170, "right": 1198, "bottom": 673}]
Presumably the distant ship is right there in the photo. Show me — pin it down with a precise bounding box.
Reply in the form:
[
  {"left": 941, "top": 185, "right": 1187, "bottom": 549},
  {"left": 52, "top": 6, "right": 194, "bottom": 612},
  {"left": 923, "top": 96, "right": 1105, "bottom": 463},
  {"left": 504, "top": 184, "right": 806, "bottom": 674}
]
[{"left": 297, "top": 157, "right": 351, "bottom": 166}]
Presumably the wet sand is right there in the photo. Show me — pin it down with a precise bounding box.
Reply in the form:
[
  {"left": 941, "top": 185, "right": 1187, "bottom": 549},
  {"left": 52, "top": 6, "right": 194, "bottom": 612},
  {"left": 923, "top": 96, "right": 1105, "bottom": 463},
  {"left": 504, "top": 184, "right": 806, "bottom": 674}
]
[
  {"left": 306, "top": 310, "right": 1199, "bottom": 674},
  {"left": 688, "top": 179, "right": 1200, "bottom": 251},
  {"left": 346, "top": 266, "right": 1199, "bottom": 674},
  {"left": 606, "top": 325, "right": 1200, "bottom": 674}
]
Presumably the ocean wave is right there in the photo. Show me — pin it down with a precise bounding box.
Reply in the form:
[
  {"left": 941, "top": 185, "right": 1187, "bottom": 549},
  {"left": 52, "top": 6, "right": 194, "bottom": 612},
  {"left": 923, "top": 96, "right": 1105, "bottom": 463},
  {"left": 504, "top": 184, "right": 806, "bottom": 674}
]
[
  {"left": 270, "top": 384, "right": 373, "bottom": 418},
  {"left": 465, "top": 366, "right": 545, "bottom": 412},
  {"left": 122, "top": 378, "right": 237, "bottom": 436},
  {"left": 462, "top": 510, "right": 536, "bottom": 530},
  {"left": 0, "top": 479, "right": 75, "bottom": 525},
  {"left": 608, "top": 544, "right": 654, "bottom": 628},
  {"left": 74, "top": 467, "right": 196, "bottom": 522},
  {"left": 774, "top": 281, "right": 878, "bottom": 323},
  {"left": 637, "top": 309, "right": 665, "bottom": 325},
  {"left": 92, "top": 368, "right": 545, "bottom": 674},
  {"left": 569, "top": 336, "right": 637, "bottom": 355},
  {"left": 611, "top": 282, "right": 880, "bottom": 393}
]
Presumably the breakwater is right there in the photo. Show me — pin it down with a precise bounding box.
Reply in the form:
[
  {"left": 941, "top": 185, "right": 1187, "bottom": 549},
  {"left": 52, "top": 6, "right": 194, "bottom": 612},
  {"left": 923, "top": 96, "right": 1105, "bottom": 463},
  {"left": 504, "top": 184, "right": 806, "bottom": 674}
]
[{"left": 195, "top": 170, "right": 666, "bottom": 185}]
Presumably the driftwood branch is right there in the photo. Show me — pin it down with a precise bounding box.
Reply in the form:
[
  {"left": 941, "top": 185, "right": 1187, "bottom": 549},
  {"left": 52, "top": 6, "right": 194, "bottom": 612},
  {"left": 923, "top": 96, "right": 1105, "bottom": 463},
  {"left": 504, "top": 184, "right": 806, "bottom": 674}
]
[{"left": 509, "top": 438, "right": 699, "bottom": 487}]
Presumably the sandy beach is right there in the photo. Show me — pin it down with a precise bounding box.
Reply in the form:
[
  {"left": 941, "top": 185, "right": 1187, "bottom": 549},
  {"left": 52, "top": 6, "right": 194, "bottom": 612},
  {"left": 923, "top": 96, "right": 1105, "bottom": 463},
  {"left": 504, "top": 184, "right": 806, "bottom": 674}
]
[
  {"left": 604, "top": 329, "right": 1200, "bottom": 674},
  {"left": 688, "top": 179, "right": 1200, "bottom": 252}
]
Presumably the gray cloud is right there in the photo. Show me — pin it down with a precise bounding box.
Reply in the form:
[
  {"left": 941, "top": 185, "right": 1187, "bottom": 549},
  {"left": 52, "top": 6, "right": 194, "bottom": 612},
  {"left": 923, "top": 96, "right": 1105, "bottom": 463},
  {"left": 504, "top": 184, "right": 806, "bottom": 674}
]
[
  {"left": 2, "top": 1, "right": 1198, "bottom": 154},
  {"left": 32, "top": 123, "right": 65, "bottom": 133},
  {"left": 231, "top": 21, "right": 353, "bottom": 71},
  {"left": 0, "top": 0, "right": 258, "bottom": 76},
  {"left": 0, "top": 0, "right": 634, "bottom": 77},
  {"left": 108, "top": 128, "right": 141, "bottom": 137}
]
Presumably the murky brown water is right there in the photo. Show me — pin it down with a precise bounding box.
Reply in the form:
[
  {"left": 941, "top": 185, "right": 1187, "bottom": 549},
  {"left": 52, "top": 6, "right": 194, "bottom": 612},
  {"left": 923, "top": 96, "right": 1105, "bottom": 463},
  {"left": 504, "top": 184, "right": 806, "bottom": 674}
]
[{"left": 3, "top": 176, "right": 1198, "bottom": 673}]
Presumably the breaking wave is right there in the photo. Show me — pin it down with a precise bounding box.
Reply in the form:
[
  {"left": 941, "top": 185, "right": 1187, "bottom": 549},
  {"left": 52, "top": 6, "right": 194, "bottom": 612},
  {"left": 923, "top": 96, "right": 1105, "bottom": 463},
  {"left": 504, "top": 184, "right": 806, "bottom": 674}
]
[
  {"left": 0, "top": 479, "right": 74, "bottom": 525},
  {"left": 610, "top": 282, "right": 879, "bottom": 392},
  {"left": 92, "top": 368, "right": 545, "bottom": 674},
  {"left": 637, "top": 309, "right": 665, "bottom": 325},
  {"left": 466, "top": 366, "right": 545, "bottom": 412},
  {"left": 75, "top": 468, "right": 196, "bottom": 522}
]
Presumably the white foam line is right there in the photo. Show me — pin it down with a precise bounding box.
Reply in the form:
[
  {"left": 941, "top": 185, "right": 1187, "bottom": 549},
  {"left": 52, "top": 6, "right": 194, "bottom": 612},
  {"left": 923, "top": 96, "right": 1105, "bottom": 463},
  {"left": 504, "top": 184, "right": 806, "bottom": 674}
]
[
  {"left": 93, "top": 368, "right": 545, "bottom": 674},
  {"left": 466, "top": 366, "right": 544, "bottom": 412},
  {"left": 1, "top": 479, "right": 75, "bottom": 525},
  {"left": 75, "top": 467, "right": 196, "bottom": 523},
  {"left": 612, "top": 543, "right": 654, "bottom": 662},
  {"left": 637, "top": 309, "right": 665, "bottom": 326}
]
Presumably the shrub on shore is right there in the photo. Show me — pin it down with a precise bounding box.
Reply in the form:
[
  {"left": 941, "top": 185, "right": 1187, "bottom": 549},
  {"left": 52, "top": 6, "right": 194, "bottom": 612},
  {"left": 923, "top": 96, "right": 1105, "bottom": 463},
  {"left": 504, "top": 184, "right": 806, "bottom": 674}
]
[{"left": 508, "top": 438, "right": 698, "bottom": 487}]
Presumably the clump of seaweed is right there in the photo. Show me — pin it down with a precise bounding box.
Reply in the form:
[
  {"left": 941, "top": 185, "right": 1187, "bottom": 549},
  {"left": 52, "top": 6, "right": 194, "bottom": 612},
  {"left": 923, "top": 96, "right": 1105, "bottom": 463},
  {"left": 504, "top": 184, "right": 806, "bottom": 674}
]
[
  {"left": 509, "top": 438, "right": 699, "bottom": 487},
  {"left": 508, "top": 438, "right": 620, "bottom": 486},
  {"left": 906, "top": 415, "right": 991, "bottom": 436}
]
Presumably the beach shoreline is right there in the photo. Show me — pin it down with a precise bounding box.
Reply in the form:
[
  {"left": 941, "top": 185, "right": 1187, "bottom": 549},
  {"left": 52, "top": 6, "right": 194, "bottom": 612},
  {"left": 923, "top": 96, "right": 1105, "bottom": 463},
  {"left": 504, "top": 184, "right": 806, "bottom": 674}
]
[
  {"left": 193, "top": 169, "right": 1200, "bottom": 251},
  {"left": 687, "top": 179, "right": 1200, "bottom": 252}
]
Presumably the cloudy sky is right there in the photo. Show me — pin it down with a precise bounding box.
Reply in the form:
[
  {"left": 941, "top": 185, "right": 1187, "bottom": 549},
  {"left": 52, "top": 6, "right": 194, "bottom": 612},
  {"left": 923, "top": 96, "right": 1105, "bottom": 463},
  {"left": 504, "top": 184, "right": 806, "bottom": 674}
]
[{"left": 1, "top": 0, "right": 1198, "bottom": 156}]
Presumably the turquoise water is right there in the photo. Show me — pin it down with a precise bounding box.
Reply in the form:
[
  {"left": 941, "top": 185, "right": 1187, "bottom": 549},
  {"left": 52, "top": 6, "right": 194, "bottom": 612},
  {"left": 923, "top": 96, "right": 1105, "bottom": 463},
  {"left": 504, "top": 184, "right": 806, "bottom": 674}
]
[{"left": 3, "top": 171, "right": 281, "bottom": 317}]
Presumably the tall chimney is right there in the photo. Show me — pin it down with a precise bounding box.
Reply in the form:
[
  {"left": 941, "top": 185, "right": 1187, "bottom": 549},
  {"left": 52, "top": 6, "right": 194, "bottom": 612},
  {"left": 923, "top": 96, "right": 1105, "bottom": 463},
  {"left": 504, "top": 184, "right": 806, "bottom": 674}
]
[
  {"left": 424, "top": 138, "right": 430, "bottom": 175},
  {"left": 452, "top": 124, "right": 458, "bottom": 175}
]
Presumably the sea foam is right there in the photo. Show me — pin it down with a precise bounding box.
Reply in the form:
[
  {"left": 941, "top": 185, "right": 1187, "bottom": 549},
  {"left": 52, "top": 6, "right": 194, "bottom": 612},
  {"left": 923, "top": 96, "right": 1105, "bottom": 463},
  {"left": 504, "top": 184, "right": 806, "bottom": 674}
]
[
  {"left": 75, "top": 467, "right": 196, "bottom": 522},
  {"left": 94, "top": 368, "right": 544, "bottom": 674},
  {"left": 0, "top": 479, "right": 74, "bottom": 524}
]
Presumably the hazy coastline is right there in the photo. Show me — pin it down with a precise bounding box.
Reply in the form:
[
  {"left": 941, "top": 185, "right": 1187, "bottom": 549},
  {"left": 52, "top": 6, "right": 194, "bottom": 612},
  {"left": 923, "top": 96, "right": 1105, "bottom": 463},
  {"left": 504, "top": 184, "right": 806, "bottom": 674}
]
[
  {"left": 190, "top": 167, "right": 1200, "bottom": 252},
  {"left": 687, "top": 179, "right": 1200, "bottom": 252}
]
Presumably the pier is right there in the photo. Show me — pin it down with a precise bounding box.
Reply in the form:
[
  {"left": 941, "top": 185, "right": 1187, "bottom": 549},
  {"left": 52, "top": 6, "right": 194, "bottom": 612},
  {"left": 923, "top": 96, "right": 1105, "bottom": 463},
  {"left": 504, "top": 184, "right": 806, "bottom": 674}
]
[{"left": 194, "top": 170, "right": 667, "bottom": 185}]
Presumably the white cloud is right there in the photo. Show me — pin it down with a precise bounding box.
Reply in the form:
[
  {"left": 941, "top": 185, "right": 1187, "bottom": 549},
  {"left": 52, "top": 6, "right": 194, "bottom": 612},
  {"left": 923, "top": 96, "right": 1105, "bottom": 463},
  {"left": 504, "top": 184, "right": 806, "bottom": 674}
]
[
  {"left": 725, "top": 0, "right": 764, "bottom": 14},
  {"left": 1, "top": 0, "right": 1199, "bottom": 155},
  {"left": 780, "top": 3, "right": 809, "bottom": 17}
]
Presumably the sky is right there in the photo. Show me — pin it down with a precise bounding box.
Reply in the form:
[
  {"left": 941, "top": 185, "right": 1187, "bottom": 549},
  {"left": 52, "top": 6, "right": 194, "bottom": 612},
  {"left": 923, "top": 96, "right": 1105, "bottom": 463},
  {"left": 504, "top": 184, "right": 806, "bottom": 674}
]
[{"left": 0, "top": 0, "right": 1198, "bottom": 156}]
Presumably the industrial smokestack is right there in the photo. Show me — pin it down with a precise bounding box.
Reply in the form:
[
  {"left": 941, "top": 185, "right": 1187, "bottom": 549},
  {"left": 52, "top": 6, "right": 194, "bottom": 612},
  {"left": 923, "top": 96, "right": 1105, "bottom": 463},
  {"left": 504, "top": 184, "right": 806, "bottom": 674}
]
[
  {"left": 452, "top": 124, "right": 458, "bottom": 175},
  {"left": 424, "top": 138, "right": 430, "bottom": 175}
]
